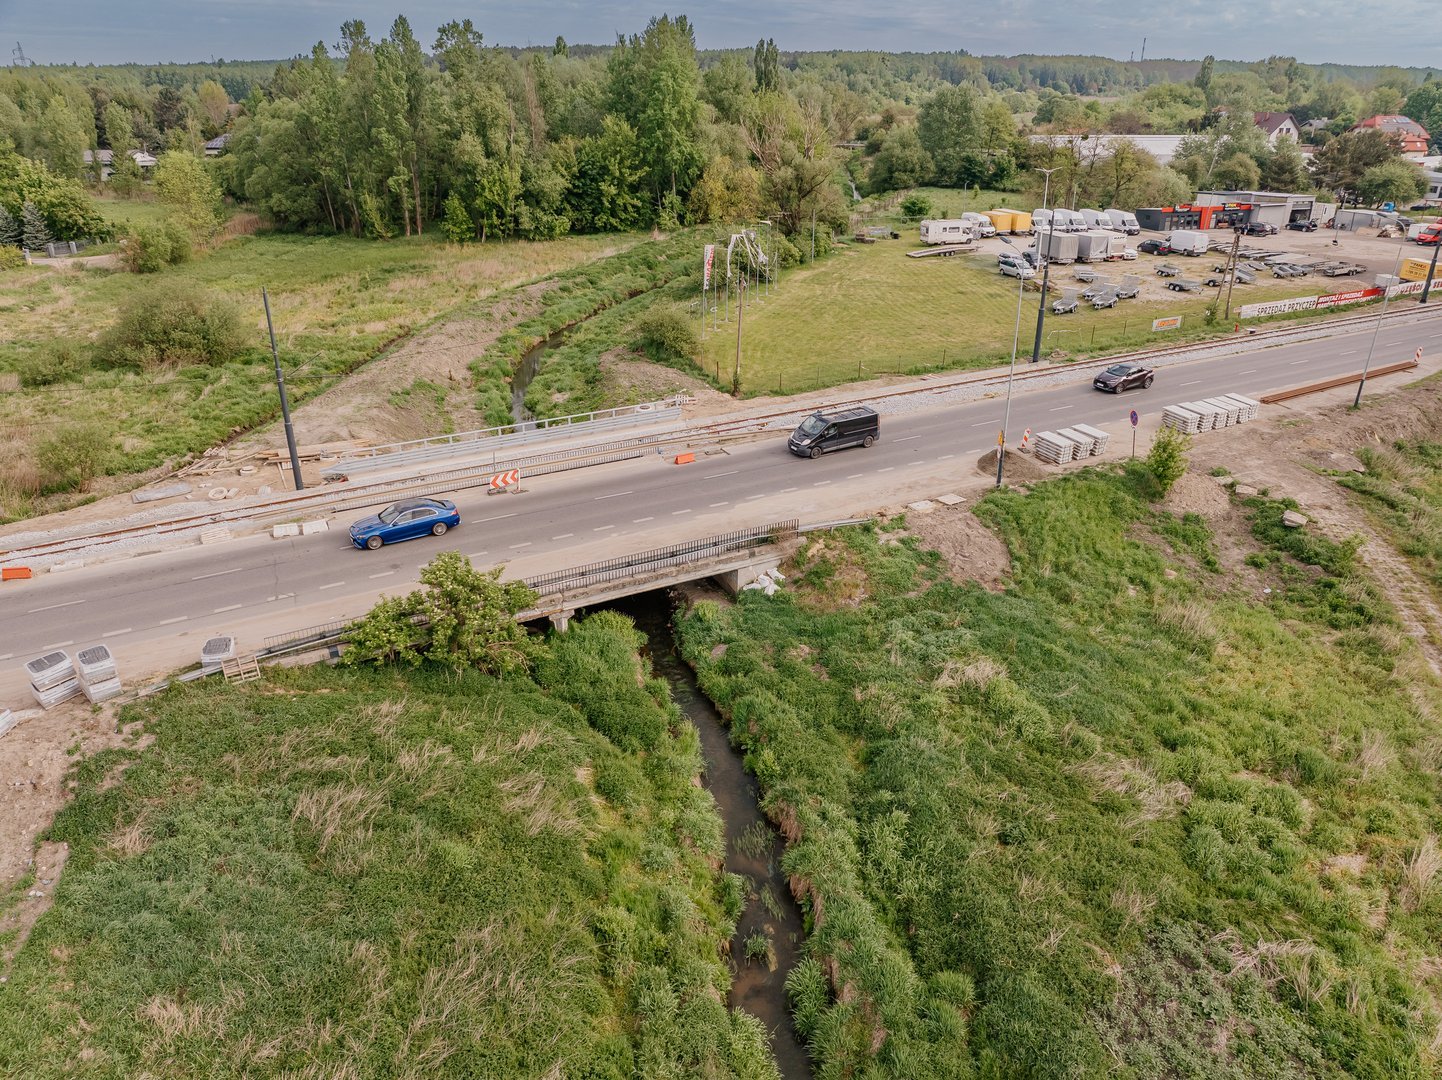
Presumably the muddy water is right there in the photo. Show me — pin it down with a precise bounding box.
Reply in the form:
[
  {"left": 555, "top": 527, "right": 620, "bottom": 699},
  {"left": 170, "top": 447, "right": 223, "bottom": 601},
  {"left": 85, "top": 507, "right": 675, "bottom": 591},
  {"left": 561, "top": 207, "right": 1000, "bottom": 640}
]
[
  {"left": 511, "top": 330, "right": 567, "bottom": 423},
  {"left": 603, "top": 592, "right": 812, "bottom": 1079}
]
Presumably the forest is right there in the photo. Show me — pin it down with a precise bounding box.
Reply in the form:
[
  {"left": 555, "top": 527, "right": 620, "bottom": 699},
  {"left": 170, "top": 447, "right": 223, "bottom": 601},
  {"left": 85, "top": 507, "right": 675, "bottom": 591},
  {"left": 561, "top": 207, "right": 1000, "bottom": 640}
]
[{"left": 1, "top": 18, "right": 1439, "bottom": 256}]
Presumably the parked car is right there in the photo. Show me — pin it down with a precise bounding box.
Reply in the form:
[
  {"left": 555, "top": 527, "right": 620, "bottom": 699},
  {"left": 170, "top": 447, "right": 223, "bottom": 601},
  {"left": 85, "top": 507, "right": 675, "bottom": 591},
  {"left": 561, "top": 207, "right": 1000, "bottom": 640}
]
[
  {"left": 1286, "top": 219, "right": 1318, "bottom": 231},
  {"left": 1416, "top": 227, "right": 1442, "bottom": 246},
  {"left": 999, "top": 259, "right": 1036, "bottom": 279},
  {"left": 1241, "top": 221, "right": 1278, "bottom": 236},
  {"left": 1137, "top": 239, "right": 1169, "bottom": 255},
  {"left": 1119, "top": 248, "right": 1138, "bottom": 260},
  {"left": 1093, "top": 362, "right": 1154, "bottom": 393},
  {"left": 350, "top": 497, "right": 461, "bottom": 550}
]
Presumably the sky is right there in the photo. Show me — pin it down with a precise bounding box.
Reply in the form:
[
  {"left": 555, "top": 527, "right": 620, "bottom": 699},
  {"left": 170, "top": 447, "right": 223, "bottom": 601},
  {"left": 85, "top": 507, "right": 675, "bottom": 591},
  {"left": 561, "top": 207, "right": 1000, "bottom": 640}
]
[{"left": 1, "top": 0, "right": 1438, "bottom": 68}]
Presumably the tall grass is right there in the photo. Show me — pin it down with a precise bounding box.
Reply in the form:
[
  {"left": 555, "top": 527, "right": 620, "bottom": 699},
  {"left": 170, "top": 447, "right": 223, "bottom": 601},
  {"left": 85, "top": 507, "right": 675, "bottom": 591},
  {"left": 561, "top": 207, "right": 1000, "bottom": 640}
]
[
  {"left": 0, "top": 622, "right": 778, "bottom": 1079},
  {"left": 677, "top": 466, "right": 1442, "bottom": 1078}
]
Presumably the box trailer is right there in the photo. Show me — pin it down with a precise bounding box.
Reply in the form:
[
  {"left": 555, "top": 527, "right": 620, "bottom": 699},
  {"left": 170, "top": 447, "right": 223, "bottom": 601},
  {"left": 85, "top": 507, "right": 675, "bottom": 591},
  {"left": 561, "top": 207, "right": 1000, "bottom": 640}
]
[
  {"left": 1104, "top": 208, "right": 1141, "bottom": 234},
  {"left": 1076, "top": 230, "right": 1115, "bottom": 262},
  {"left": 1166, "top": 229, "right": 1210, "bottom": 256},
  {"left": 1401, "top": 257, "right": 1436, "bottom": 281},
  {"left": 985, "top": 209, "right": 1015, "bottom": 234},
  {"left": 918, "top": 219, "right": 973, "bottom": 245},
  {"left": 1037, "top": 231, "right": 1080, "bottom": 263},
  {"left": 1011, "top": 211, "right": 1033, "bottom": 233}
]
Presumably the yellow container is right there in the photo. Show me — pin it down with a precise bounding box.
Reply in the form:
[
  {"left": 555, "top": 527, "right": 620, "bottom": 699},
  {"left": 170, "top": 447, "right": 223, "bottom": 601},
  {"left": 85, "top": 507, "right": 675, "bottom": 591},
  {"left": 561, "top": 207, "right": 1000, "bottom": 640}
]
[
  {"left": 1011, "top": 211, "right": 1033, "bottom": 233},
  {"left": 985, "top": 209, "right": 1015, "bottom": 233},
  {"left": 1400, "top": 257, "right": 1434, "bottom": 282}
]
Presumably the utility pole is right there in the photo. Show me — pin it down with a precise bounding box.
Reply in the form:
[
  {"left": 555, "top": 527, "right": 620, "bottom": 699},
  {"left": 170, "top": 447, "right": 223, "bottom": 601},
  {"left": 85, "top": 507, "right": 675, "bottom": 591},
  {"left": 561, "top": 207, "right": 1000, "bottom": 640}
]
[
  {"left": 1223, "top": 228, "right": 1242, "bottom": 320},
  {"left": 263, "top": 287, "right": 304, "bottom": 491},
  {"left": 1422, "top": 239, "right": 1440, "bottom": 304},
  {"left": 1029, "top": 167, "right": 1060, "bottom": 364}
]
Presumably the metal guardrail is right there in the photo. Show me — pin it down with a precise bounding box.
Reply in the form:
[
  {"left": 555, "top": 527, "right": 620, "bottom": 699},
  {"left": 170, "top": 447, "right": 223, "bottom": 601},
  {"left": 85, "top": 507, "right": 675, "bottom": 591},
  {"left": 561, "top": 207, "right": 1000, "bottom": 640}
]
[
  {"left": 524, "top": 520, "right": 800, "bottom": 598},
  {"left": 321, "top": 400, "right": 684, "bottom": 478}
]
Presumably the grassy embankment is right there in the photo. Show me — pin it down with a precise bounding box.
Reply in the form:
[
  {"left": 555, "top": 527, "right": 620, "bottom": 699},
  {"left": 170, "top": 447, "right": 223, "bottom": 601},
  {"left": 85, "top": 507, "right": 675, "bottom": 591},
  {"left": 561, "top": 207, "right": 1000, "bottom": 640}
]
[
  {"left": 0, "top": 197, "right": 635, "bottom": 518},
  {"left": 0, "top": 613, "right": 780, "bottom": 1079},
  {"left": 1333, "top": 437, "right": 1442, "bottom": 606},
  {"left": 677, "top": 465, "right": 1442, "bottom": 1078}
]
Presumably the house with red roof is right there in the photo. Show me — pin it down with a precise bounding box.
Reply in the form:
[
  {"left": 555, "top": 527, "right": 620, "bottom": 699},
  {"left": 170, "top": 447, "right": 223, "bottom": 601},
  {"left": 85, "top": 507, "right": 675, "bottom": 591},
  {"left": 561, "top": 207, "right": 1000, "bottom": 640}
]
[{"left": 1352, "top": 115, "right": 1431, "bottom": 161}]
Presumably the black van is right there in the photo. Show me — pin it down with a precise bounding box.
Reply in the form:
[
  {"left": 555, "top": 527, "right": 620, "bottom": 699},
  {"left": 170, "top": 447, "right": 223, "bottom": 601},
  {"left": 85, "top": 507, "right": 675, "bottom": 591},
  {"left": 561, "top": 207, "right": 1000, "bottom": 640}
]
[{"left": 788, "top": 406, "right": 880, "bottom": 458}]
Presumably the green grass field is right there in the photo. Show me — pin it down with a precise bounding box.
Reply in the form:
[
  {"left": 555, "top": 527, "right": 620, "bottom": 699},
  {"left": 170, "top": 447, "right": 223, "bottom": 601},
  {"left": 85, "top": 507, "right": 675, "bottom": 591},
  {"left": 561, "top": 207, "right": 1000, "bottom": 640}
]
[
  {"left": 698, "top": 239, "right": 1326, "bottom": 395},
  {"left": 677, "top": 464, "right": 1442, "bottom": 1078},
  {"left": 0, "top": 614, "right": 778, "bottom": 1078}
]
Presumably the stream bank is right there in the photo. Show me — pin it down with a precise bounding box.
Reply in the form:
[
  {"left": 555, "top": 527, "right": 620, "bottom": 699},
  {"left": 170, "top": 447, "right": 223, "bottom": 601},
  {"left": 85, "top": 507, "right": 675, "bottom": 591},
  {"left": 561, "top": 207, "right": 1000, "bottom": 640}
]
[{"left": 598, "top": 591, "right": 812, "bottom": 1080}]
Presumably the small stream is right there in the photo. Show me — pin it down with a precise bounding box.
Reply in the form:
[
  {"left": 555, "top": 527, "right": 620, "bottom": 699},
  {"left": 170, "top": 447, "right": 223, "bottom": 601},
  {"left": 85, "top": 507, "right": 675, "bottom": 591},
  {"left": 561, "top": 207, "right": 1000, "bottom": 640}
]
[
  {"left": 511, "top": 330, "right": 566, "bottom": 423},
  {"left": 601, "top": 592, "right": 813, "bottom": 1080}
]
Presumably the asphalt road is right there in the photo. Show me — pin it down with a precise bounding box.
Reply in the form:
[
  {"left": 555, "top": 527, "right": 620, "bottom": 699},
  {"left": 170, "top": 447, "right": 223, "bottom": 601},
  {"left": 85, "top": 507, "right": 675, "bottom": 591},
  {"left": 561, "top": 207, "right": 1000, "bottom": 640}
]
[{"left": 6, "top": 311, "right": 1441, "bottom": 677}]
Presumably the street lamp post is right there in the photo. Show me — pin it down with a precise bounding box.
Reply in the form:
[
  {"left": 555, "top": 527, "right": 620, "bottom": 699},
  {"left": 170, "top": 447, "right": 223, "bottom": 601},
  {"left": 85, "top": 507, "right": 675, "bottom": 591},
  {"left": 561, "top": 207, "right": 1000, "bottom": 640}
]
[
  {"left": 1029, "top": 167, "right": 1060, "bottom": 364},
  {"left": 996, "top": 236, "right": 1029, "bottom": 488},
  {"left": 1353, "top": 244, "right": 1407, "bottom": 408}
]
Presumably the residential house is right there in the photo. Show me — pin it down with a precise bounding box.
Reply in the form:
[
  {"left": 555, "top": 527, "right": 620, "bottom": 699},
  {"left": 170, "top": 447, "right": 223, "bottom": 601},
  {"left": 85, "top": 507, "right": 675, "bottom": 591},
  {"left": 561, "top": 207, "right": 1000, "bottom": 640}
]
[
  {"left": 1253, "top": 111, "right": 1300, "bottom": 146},
  {"left": 203, "top": 133, "right": 231, "bottom": 157},
  {"left": 1352, "top": 114, "right": 1431, "bottom": 162},
  {"left": 81, "top": 148, "right": 157, "bottom": 181}
]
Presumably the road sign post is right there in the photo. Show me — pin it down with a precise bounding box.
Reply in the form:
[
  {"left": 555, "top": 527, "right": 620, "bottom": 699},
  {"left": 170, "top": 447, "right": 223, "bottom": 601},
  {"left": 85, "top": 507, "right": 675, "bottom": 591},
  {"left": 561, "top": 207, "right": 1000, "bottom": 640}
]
[{"left": 1130, "top": 409, "right": 1139, "bottom": 458}]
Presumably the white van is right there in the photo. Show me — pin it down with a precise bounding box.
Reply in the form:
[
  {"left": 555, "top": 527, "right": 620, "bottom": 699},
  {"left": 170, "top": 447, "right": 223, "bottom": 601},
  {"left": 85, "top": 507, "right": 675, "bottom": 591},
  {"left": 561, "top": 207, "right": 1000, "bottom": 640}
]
[
  {"left": 918, "top": 219, "right": 973, "bottom": 245},
  {"left": 1080, "top": 209, "right": 1114, "bottom": 231},
  {"left": 1167, "top": 229, "right": 1210, "bottom": 257},
  {"left": 1055, "top": 208, "right": 1087, "bottom": 232},
  {"left": 1105, "top": 208, "right": 1141, "bottom": 235}
]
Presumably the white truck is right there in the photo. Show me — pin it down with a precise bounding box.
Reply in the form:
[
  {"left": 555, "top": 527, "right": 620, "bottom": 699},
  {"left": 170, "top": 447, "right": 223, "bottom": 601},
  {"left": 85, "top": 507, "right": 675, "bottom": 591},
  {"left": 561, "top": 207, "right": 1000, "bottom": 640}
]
[
  {"left": 918, "top": 219, "right": 973, "bottom": 245},
  {"left": 1167, "top": 229, "right": 1210, "bottom": 257},
  {"left": 1104, "top": 208, "right": 1141, "bottom": 234}
]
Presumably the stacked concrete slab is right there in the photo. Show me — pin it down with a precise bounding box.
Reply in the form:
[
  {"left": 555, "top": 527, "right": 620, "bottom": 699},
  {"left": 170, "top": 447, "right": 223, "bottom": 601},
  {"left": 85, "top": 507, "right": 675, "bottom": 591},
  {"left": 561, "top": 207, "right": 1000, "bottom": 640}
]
[
  {"left": 1072, "top": 423, "right": 1111, "bottom": 455},
  {"left": 1057, "top": 427, "right": 1099, "bottom": 456},
  {"left": 76, "top": 644, "right": 123, "bottom": 703},
  {"left": 1033, "top": 431, "right": 1081, "bottom": 464},
  {"left": 26, "top": 650, "right": 81, "bottom": 710},
  {"left": 1162, "top": 405, "right": 1206, "bottom": 434}
]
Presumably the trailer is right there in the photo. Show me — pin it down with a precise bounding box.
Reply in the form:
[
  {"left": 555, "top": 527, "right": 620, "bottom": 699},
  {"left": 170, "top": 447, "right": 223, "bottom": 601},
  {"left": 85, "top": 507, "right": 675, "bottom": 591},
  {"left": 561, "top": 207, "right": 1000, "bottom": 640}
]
[
  {"left": 906, "top": 244, "right": 972, "bottom": 258},
  {"left": 1319, "top": 261, "right": 1366, "bottom": 277},
  {"left": 918, "top": 219, "right": 974, "bottom": 245},
  {"left": 1036, "top": 231, "right": 1080, "bottom": 263},
  {"left": 1076, "top": 230, "right": 1115, "bottom": 262},
  {"left": 1166, "top": 278, "right": 1204, "bottom": 292}
]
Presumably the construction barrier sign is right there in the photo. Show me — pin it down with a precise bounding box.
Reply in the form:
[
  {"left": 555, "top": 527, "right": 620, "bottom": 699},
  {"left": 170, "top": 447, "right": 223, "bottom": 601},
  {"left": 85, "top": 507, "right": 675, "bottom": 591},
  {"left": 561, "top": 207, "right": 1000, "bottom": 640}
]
[
  {"left": 1151, "top": 316, "right": 1183, "bottom": 331},
  {"left": 489, "top": 469, "right": 520, "bottom": 490}
]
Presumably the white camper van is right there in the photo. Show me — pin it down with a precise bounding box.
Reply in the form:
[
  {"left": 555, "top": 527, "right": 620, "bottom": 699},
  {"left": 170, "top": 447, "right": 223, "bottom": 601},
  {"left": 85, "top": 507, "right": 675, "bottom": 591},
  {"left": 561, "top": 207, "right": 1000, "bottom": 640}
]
[
  {"left": 1167, "top": 229, "right": 1210, "bottom": 257},
  {"left": 918, "top": 219, "right": 973, "bottom": 245},
  {"left": 1104, "top": 208, "right": 1141, "bottom": 235}
]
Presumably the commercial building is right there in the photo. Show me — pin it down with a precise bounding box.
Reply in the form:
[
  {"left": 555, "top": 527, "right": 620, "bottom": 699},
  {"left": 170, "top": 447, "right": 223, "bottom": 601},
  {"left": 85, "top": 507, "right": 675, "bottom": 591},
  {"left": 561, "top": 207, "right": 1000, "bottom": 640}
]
[{"left": 1135, "top": 190, "right": 1316, "bottom": 232}]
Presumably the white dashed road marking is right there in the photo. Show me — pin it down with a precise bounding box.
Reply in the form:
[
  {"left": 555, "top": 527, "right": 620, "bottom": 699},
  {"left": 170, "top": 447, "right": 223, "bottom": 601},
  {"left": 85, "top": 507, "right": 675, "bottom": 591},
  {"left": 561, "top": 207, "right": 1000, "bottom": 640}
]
[
  {"left": 27, "top": 599, "right": 85, "bottom": 614},
  {"left": 213, "top": 604, "right": 243, "bottom": 613}
]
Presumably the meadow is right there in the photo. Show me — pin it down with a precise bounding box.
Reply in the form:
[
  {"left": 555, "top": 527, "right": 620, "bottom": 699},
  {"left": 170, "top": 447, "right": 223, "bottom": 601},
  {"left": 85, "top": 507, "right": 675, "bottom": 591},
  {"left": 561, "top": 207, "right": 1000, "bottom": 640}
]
[
  {"left": 0, "top": 198, "right": 636, "bottom": 519},
  {"left": 677, "top": 465, "right": 1442, "bottom": 1078},
  {"left": 0, "top": 613, "right": 779, "bottom": 1079},
  {"left": 696, "top": 237, "right": 1331, "bottom": 396}
]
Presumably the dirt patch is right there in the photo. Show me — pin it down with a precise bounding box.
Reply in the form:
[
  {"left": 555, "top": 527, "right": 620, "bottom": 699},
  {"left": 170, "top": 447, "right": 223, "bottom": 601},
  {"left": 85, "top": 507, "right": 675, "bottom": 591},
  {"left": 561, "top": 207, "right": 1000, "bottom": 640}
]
[
  {"left": 0, "top": 701, "right": 138, "bottom": 975},
  {"left": 1163, "top": 471, "right": 1233, "bottom": 520},
  {"left": 900, "top": 505, "right": 1012, "bottom": 590},
  {"left": 977, "top": 447, "right": 1051, "bottom": 483},
  {"left": 599, "top": 348, "right": 736, "bottom": 416}
]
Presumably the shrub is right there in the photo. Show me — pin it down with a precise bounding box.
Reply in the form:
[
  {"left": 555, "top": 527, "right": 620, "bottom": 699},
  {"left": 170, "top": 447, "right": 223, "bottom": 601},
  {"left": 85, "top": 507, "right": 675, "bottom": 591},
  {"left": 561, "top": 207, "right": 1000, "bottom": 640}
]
[
  {"left": 98, "top": 281, "right": 247, "bottom": 369},
  {"left": 439, "top": 192, "right": 473, "bottom": 244},
  {"left": 118, "top": 222, "right": 192, "bottom": 273},
  {"left": 633, "top": 303, "right": 701, "bottom": 365},
  {"left": 0, "top": 245, "right": 23, "bottom": 271},
  {"left": 36, "top": 422, "right": 113, "bottom": 492},
  {"left": 899, "top": 194, "right": 933, "bottom": 221},
  {"left": 16, "top": 339, "right": 89, "bottom": 387},
  {"left": 1145, "top": 427, "right": 1191, "bottom": 496},
  {"left": 771, "top": 234, "right": 803, "bottom": 269}
]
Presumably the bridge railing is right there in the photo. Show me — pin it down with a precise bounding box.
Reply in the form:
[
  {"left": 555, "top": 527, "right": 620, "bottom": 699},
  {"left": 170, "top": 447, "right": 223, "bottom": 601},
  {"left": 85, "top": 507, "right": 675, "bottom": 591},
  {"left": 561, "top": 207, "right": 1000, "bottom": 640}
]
[{"left": 523, "top": 520, "right": 800, "bottom": 598}]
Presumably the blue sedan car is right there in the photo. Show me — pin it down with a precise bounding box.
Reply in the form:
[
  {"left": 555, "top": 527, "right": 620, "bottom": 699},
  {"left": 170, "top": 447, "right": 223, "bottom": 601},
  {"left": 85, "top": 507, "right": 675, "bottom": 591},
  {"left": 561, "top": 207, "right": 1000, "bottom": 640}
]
[{"left": 349, "top": 497, "right": 460, "bottom": 550}]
